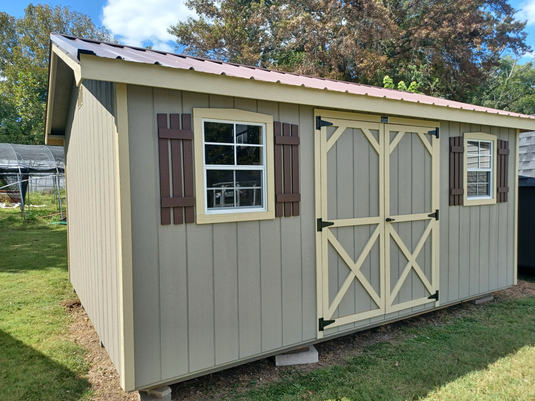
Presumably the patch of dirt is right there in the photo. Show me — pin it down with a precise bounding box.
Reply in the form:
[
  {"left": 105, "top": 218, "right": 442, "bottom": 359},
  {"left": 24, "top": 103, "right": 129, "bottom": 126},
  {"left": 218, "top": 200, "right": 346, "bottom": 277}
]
[
  {"left": 64, "top": 299, "right": 139, "bottom": 401},
  {"left": 495, "top": 277, "right": 535, "bottom": 301},
  {"left": 63, "top": 278, "right": 535, "bottom": 400}
]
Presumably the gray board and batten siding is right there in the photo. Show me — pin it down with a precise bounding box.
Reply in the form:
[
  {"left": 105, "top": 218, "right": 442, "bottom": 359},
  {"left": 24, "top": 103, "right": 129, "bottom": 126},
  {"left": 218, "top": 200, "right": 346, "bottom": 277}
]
[
  {"left": 64, "top": 80, "right": 123, "bottom": 376},
  {"left": 125, "top": 84, "right": 517, "bottom": 389}
]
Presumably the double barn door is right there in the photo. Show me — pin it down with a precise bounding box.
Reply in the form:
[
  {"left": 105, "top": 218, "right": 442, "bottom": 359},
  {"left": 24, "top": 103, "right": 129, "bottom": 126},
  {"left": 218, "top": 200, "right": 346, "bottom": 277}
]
[{"left": 314, "top": 110, "right": 440, "bottom": 335}]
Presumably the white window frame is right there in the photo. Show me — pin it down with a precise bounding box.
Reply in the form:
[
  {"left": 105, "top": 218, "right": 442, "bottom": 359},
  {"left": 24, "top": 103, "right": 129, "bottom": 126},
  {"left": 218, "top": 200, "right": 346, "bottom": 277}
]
[
  {"left": 463, "top": 132, "right": 497, "bottom": 206},
  {"left": 193, "top": 108, "right": 275, "bottom": 224},
  {"left": 203, "top": 119, "right": 267, "bottom": 214}
]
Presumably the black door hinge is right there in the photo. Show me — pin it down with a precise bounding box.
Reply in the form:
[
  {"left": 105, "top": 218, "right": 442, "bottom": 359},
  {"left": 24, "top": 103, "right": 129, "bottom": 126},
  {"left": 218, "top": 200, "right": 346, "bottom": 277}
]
[
  {"left": 316, "top": 116, "right": 333, "bottom": 130},
  {"left": 428, "top": 127, "right": 439, "bottom": 139},
  {"left": 319, "top": 317, "right": 335, "bottom": 331},
  {"left": 317, "top": 218, "right": 335, "bottom": 232},
  {"left": 428, "top": 209, "right": 439, "bottom": 220},
  {"left": 428, "top": 290, "right": 439, "bottom": 301}
]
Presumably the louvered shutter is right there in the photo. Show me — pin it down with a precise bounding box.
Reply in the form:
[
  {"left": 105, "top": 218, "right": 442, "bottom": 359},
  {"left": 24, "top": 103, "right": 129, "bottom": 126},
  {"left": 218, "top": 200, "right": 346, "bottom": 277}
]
[
  {"left": 157, "top": 113, "right": 195, "bottom": 224},
  {"left": 274, "top": 121, "right": 301, "bottom": 217},
  {"left": 497, "top": 139, "right": 510, "bottom": 203},
  {"left": 449, "top": 137, "right": 464, "bottom": 206}
]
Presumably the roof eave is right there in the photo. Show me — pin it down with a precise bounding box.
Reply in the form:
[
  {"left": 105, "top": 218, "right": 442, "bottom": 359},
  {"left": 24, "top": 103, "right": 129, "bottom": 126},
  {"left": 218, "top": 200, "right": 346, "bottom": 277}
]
[
  {"left": 76, "top": 54, "right": 535, "bottom": 131},
  {"left": 45, "top": 43, "right": 83, "bottom": 145}
]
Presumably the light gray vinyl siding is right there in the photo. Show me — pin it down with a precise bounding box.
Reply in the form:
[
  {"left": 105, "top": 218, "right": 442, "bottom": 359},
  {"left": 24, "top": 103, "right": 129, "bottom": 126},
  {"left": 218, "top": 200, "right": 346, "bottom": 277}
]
[
  {"left": 127, "top": 86, "right": 316, "bottom": 389},
  {"left": 65, "top": 80, "right": 122, "bottom": 375},
  {"left": 126, "top": 86, "right": 518, "bottom": 389},
  {"left": 438, "top": 122, "right": 517, "bottom": 305}
]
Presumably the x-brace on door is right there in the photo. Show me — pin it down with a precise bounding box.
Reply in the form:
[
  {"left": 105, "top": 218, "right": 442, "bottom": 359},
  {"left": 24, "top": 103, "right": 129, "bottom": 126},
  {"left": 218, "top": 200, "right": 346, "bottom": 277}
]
[{"left": 315, "top": 110, "right": 440, "bottom": 337}]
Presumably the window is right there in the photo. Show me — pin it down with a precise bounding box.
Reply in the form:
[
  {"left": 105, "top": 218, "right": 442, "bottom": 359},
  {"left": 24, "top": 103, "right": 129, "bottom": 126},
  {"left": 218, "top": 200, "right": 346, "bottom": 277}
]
[
  {"left": 204, "top": 121, "right": 265, "bottom": 211},
  {"left": 463, "top": 132, "right": 497, "bottom": 206},
  {"left": 193, "top": 108, "right": 275, "bottom": 224},
  {"left": 466, "top": 140, "right": 492, "bottom": 198}
]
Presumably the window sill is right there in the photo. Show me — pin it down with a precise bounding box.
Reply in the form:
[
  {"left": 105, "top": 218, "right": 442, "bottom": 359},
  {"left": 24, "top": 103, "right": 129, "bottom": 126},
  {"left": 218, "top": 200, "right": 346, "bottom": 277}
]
[
  {"left": 463, "top": 197, "right": 497, "bottom": 206},
  {"left": 196, "top": 209, "right": 275, "bottom": 224}
]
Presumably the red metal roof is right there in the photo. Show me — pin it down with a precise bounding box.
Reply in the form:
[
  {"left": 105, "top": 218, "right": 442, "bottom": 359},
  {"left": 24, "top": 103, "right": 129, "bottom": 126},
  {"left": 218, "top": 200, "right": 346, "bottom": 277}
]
[{"left": 51, "top": 33, "right": 535, "bottom": 121}]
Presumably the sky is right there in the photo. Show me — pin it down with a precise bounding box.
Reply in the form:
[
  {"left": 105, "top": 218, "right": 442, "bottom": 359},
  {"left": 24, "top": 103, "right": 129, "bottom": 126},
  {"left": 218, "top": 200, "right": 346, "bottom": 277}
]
[{"left": 3, "top": 0, "right": 535, "bottom": 59}]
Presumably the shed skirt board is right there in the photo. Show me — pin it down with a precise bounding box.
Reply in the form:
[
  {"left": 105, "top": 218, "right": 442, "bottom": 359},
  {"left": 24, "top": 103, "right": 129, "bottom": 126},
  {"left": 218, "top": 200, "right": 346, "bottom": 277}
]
[{"left": 315, "top": 111, "right": 440, "bottom": 335}]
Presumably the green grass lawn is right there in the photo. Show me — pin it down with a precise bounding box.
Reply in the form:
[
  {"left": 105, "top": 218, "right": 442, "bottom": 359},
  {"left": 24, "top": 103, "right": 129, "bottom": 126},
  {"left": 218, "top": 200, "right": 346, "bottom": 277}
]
[
  {"left": 2, "top": 198, "right": 535, "bottom": 401},
  {"left": 221, "top": 280, "right": 535, "bottom": 401},
  {"left": 0, "top": 204, "right": 91, "bottom": 400}
]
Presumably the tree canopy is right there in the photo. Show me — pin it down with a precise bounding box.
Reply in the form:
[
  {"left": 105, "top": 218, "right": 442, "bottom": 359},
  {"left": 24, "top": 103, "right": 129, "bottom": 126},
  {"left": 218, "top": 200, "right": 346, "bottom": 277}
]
[
  {"left": 169, "top": 0, "right": 531, "bottom": 105},
  {"left": 0, "top": 4, "right": 114, "bottom": 145}
]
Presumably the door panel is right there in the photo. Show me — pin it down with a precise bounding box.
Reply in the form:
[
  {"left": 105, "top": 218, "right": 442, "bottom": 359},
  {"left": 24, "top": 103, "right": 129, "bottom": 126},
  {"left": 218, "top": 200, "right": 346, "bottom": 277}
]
[
  {"left": 316, "top": 112, "right": 439, "bottom": 336},
  {"left": 385, "top": 125, "right": 439, "bottom": 313},
  {"left": 319, "top": 119, "right": 385, "bottom": 331},
  {"left": 326, "top": 126, "right": 380, "bottom": 221}
]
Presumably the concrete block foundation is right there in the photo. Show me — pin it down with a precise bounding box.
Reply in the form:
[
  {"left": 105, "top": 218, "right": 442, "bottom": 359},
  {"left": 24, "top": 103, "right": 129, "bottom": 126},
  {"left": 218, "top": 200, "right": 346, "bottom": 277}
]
[{"left": 274, "top": 345, "right": 319, "bottom": 366}]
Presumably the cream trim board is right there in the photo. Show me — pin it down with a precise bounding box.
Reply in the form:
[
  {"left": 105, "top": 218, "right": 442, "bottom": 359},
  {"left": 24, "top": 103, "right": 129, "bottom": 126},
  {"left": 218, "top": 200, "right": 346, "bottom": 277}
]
[
  {"left": 315, "top": 109, "right": 438, "bottom": 128},
  {"left": 44, "top": 51, "right": 58, "bottom": 142},
  {"left": 52, "top": 44, "right": 82, "bottom": 85},
  {"left": 78, "top": 55, "right": 535, "bottom": 131},
  {"left": 114, "top": 83, "right": 136, "bottom": 391},
  {"left": 314, "top": 110, "right": 324, "bottom": 339},
  {"left": 46, "top": 46, "right": 82, "bottom": 142},
  {"left": 193, "top": 108, "right": 275, "bottom": 224},
  {"left": 463, "top": 132, "right": 498, "bottom": 206}
]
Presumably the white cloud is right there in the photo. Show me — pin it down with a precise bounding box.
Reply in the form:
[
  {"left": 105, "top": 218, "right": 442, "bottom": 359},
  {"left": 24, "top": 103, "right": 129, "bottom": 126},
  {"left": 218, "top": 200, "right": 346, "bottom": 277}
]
[
  {"left": 102, "top": 0, "right": 196, "bottom": 52},
  {"left": 518, "top": 0, "right": 535, "bottom": 25}
]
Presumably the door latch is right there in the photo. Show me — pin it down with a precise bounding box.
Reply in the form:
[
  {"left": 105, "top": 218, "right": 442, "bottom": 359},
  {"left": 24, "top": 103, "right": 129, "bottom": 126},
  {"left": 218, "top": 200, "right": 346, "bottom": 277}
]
[{"left": 386, "top": 217, "right": 395, "bottom": 222}]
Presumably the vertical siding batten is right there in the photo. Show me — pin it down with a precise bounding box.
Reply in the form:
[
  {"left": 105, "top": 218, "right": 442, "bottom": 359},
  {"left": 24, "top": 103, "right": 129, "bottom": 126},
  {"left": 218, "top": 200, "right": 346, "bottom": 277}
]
[
  {"left": 257, "top": 100, "right": 284, "bottom": 352},
  {"left": 439, "top": 121, "right": 450, "bottom": 304},
  {"left": 279, "top": 102, "right": 304, "bottom": 346},
  {"left": 299, "top": 105, "right": 318, "bottom": 341},
  {"left": 128, "top": 85, "right": 163, "bottom": 386},
  {"left": 154, "top": 88, "right": 190, "bottom": 379}
]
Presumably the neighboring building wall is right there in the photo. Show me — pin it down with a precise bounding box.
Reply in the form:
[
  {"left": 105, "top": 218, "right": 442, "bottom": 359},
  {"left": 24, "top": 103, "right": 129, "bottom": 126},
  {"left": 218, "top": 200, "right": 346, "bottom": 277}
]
[
  {"left": 519, "top": 131, "right": 535, "bottom": 178},
  {"left": 126, "top": 85, "right": 518, "bottom": 389},
  {"left": 65, "top": 80, "right": 122, "bottom": 376}
]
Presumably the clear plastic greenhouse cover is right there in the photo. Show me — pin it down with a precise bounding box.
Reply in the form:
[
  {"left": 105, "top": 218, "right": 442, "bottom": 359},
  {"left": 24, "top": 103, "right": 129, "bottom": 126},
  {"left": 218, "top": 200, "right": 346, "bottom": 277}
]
[{"left": 0, "top": 143, "right": 64, "bottom": 173}]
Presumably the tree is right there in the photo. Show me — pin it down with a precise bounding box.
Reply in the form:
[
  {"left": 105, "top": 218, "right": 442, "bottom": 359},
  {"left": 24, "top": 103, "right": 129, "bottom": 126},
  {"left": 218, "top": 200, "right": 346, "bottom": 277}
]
[
  {"left": 169, "top": 0, "right": 398, "bottom": 82},
  {"left": 471, "top": 56, "right": 535, "bottom": 115},
  {"left": 169, "top": 0, "right": 530, "bottom": 102},
  {"left": 0, "top": 4, "right": 114, "bottom": 145}
]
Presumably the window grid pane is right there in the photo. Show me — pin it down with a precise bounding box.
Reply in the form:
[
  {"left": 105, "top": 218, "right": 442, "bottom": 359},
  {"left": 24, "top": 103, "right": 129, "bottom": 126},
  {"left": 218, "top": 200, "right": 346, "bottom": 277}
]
[
  {"left": 467, "top": 140, "right": 492, "bottom": 198},
  {"left": 204, "top": 121, "right": 266, "bottom": 211}
]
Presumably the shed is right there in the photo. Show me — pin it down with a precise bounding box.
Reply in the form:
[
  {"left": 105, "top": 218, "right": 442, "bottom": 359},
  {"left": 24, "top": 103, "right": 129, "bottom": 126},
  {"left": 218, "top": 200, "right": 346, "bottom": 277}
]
[{"left": 45, "top": 33, "right": 535, "bottom": 392}]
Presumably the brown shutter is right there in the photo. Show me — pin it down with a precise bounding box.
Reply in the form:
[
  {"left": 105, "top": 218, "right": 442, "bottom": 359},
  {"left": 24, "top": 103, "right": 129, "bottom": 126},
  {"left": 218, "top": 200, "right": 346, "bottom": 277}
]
[
  {"left": 449, "top": 136, "right": 464, "bottom": 206},
  {"left": 497, "top": 139, "right": 510, "bottom": 203},
  {"left": 157, "top": 113, "right": 195, "bottom": 225},
  {"left": 274, "top": 121, "right": 301, "bottom": 217}
]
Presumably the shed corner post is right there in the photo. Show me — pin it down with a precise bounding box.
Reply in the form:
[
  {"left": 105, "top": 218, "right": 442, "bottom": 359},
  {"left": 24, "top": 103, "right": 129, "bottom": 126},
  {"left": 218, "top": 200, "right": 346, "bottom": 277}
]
[{"left": 114, "top": 82, "right": 136, "bottom": 391}]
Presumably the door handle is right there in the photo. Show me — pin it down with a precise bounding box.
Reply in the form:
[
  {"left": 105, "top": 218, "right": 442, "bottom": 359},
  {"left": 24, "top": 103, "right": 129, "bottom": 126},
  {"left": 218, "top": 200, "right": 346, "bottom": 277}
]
[{"left": 386, "top": 218, "right": 395, "bottom": 222}]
